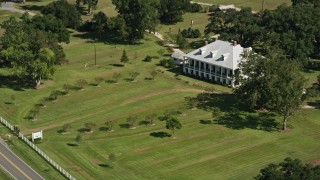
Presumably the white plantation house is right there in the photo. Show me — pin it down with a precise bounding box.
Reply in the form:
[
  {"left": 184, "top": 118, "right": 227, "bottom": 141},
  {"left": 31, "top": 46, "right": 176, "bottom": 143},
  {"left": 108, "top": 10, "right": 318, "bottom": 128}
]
[{"left": 180, "top": 40, "right": 251, "bottom": 87}]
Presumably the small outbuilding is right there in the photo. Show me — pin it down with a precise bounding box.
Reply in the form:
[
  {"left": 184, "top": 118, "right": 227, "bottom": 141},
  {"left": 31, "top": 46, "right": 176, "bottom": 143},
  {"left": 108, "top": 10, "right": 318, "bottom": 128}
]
[{"left": 171, "top": 51, "right": 187, "bottom": 65}]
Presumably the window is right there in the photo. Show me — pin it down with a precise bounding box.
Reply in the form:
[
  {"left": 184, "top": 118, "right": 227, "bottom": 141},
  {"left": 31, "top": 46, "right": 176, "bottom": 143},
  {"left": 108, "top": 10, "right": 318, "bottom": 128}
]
[
  {"left": 200, "top": 62, "right": 204, "bottom": 69},
  {"left": 212, "top": 65, "right": 215, "bottom": 73}
]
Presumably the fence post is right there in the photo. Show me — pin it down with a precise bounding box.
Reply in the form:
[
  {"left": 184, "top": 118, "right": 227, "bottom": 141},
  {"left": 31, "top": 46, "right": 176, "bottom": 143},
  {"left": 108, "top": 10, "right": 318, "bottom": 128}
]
[{"left": 0, "top": 115, "right": 76, "bottom": 180}]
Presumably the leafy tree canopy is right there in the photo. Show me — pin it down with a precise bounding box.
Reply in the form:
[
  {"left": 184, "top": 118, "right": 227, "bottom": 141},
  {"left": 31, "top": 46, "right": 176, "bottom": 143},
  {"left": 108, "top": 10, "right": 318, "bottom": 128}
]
[
  {"left": 0, "top": 16, "right": 66, "bottom": 87},
  {"left": 165, "top": 117, "right": 182, "bottom": 134},
  {"left": 112, "top": 0, "right": 160, "bottom": 43},
  {"left": 234, "top": 49, "right": 305, "bottom": 130},
  {"left": 42, "top": 0, "right": 82, "bottom": 29},
  {"left": 205, "top": 3, "right": 320, "bottom": 65},
  {"left": 255, "top": 157, "right": 320, "bottom": 180}
]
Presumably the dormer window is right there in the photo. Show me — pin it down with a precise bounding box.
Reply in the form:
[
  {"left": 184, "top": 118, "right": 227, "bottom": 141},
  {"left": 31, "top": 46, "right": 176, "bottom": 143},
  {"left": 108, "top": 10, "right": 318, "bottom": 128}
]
[{"left": 210, "top": 50, "right": 218, "bottom": 58}]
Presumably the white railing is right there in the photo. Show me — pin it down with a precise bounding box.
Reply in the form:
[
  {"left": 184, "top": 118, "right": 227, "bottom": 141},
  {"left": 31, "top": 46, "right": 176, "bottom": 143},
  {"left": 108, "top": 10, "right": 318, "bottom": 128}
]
[{"left": 0, "top": 116, "right": 76, "bottom": 180}]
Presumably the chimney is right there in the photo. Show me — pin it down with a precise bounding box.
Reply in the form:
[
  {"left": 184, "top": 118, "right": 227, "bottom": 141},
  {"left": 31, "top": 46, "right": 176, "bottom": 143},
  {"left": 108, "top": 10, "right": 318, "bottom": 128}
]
[
  {"left": 233, "top": 41, "right": 237, "bottom": 46},
  {"left": 221, "top": 55, "right": 225, "bottom": 61},
  {"left": 199, "top": 49, "right": 202, "bottom": 55},
  {"left": 204, "top": 41, "right": 208, "bottom": 46}
]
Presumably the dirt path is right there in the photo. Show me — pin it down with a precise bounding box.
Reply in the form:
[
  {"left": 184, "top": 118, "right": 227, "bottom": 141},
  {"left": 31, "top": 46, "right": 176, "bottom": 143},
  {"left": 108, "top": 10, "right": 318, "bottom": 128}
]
[
  {"left": 0, "top": 2, "right": 35, "bottom": 16},
  {"left": 150, "top": 31, "right": 185, "bottom": 54}
]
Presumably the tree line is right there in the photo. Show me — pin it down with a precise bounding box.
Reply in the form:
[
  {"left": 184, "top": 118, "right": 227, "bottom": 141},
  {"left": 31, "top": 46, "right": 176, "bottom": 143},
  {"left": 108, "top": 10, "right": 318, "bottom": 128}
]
[
  {"left": 86, "top": 0, "right": 202, "bottom": 43},
  {"left": 0, "top": 0, "right": 82, "bottom": 88},
  {"left": 205, "top": 0, "right": 320, "bottom": 66}
]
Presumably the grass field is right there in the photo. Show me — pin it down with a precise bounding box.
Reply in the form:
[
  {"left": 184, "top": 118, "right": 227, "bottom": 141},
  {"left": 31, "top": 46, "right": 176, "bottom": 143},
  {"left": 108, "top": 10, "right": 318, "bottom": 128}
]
[
  {"left": 1, "top": 0, "right": 320, "bottom": 179},
  {"left": 0, "top": 29, "right": 319, "bottom": 179},
  {"left": 0, "top": 166, "right": 13, "bottom": 180},
  {"left": 192, "top": 0, "right": 291, "bottom": 11}
]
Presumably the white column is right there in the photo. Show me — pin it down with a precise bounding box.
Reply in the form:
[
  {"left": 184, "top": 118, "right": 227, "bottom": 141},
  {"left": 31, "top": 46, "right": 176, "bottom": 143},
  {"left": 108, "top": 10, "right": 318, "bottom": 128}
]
[
  {"left": 220, "top": 67, "right": 223, "bottom": 83},
  {"left": 194, "top": 60, "right": 196, "bottom": 75},
  {"left": 209, "top": 64, "right": 212, "bottom": 80}
]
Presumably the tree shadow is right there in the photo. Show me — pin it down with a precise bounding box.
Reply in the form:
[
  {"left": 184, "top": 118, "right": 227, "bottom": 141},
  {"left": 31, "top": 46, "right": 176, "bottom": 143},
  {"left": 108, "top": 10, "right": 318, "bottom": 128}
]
[
  {"left": 185, "top": 93, "right": 244, "bottom": 112},
  {"left": 0, "top": 74, "right": 34, "bottom": 91},
  {"left": 24, "top": 116, "right": 33, "bottom": 120},
  {"left": 124, "top": 78, "right": 134, "bottom": 82},
  {"left": 150, "top": 131, "right": 171, "bottom": 138},
  {"left": 78, "top": 128, "right": 90, "bottom": 133},
  {"left": 106, "top": 80, "right": 116, "bottom": 84},
  {"left": 66, "top": 143, "right": 79, "bottom": 147},
  {"left": 119, "top": 123, "right": 130, "bottom": 129},
  {"left": 166, "top": 66, "right": 183, "bottom": 75},
  {"left": 99, "top": 127, "right": 110, "bottom": 132},
  {"left": 109, "top": 63, "right": 124, "bottom": 67},
  {"left": 214, "top": 112, "right": 278, "bottom": 131},
  {"left": 144, "top": 77, "right": 153, "bottom": 80},
  {"left": 72, "top": 31, "right": 140, "bottom": 45},
  {"left": 75, "top": 5, "right": 88, "bottom": 16},
  {"left": 307, "top": 101, "right": 320, "bottom": 109},
  {"left": 98, "top": 164, "right": 112, "bottom": 168},
  {"left": 199, "top": 119, "right": 212, "bottom": 124},
  {"left": 20, "top": 5, "right": 44, "bottom": 11},
  {"left": 139, "top": 120, "right": 150, "bottom": 126}
]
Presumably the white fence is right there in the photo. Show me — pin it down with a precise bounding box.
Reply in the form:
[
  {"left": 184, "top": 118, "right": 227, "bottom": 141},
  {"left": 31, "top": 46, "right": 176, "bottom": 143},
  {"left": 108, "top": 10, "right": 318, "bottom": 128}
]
[{"left": 0, "top": 116, "right": 75, "bottom": 180}]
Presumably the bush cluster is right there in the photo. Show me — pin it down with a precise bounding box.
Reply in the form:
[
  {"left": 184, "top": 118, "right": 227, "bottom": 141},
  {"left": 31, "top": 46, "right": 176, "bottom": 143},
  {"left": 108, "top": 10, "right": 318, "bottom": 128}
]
[
  {"left": 159, "top": 59, "right": 176, "bottom": 68},
  {"left": 186, "top": 3, "right": 203, "bottom": 13},
  {"left": 181, "top": 28, "right": 201, "bottom": 38}
]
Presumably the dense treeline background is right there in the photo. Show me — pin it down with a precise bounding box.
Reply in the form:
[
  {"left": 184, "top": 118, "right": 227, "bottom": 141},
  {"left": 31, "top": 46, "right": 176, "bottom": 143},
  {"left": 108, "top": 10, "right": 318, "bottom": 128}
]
[{"left": 205, "top": 0, "right": 320, "bottom": 66}]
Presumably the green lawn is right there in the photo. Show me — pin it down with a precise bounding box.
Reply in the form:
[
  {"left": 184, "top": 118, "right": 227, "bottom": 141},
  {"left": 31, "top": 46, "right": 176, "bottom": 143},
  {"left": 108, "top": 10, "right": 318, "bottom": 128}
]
[
  {"left": 0, "top": 167, "right": 13, "bottom": 180},
  {"left": 0, "top": 125, "right": 63, "bottom": 179},
  {"left": 0, "top": 29, "right": 319, "bottom": 179},
  {"left": 192, "top": 0, "right": 291, "bottom": 11},
  {"left": 1, "top": 0, "right": 320, "bottom": 179}
]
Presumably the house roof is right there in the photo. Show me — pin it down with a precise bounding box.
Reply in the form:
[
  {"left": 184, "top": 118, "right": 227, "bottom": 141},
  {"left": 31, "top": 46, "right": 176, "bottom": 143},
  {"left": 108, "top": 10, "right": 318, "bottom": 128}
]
[
  {"left": 171, "top": 51, "right": 186, "bottom": 60},
  {"left": 184, "top": 40, "right": 249, "bottom": 70}
]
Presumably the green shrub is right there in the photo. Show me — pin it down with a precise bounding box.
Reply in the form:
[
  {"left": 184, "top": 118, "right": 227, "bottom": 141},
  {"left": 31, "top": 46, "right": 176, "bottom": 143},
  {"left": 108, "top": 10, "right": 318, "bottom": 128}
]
[
  {"left": 143, "top": 55, "right": 153, "bottom": 62},
  {"left": 181, "top": 28, "right": 201, "bottom": 38},
  {"left": 75, "top": 79, "right": 88, "bottom": 89}
]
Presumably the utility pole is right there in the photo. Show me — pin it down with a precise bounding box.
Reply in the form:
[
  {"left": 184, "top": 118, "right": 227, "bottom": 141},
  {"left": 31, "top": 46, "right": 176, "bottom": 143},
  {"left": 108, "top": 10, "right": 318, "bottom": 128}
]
[
  {"left": 93, "top": 41, "right": 97, "bottom": 65},
  {"left": 261, "top": 0, "right": 265, "bottom": 11}
]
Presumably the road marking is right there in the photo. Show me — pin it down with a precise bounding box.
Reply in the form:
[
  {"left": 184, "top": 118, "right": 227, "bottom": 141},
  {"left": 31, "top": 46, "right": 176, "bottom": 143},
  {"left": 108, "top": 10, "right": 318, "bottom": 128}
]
[{"left": 0, "top": 151, "right": 32, "bottom": 180}]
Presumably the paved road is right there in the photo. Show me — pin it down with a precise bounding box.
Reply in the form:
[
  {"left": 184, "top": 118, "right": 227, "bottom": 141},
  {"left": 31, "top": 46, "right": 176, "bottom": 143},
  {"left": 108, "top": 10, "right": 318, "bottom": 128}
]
[{"left": 0, "top": 138, "right": 44, "bottom": 180}]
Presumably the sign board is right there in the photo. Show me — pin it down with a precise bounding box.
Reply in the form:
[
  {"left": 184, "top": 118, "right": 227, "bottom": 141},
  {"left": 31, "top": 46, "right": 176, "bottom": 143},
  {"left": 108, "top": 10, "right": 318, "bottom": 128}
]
[{"left": 32, "top": 130, "right": 43, "bottom": 142}]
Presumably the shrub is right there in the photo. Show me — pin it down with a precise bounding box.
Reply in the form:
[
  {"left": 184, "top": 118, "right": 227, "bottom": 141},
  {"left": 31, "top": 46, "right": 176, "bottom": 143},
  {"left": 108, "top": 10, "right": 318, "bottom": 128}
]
[
  {"left": 143, "top": 55, "right": 153, "bottom": 62},
  {"left": 48, "top": 90, "right": 61, "bottom": 101},
  {"left": 186, "top": 3, "right": 203, "bottom": 13},
  {"left": 75, "top": 79, "right": 88, "bottom": 89},
  {"left": 181, "top": 28, "right": 201, "bottom": 38},
  {"left": 128, "top": 71, "right": 140, "bottom": 81},
  {"left": 159, "top": 59, "right": 176, "bottom": 68},
  {"left": 63, "top": 84, "right": 74, "bottom": 94},
  {"left": 112, "top": 72, "right": 122, "bottom": 83},
  {"left": 306, "top": 85, "right": 320, "bottom": 98},
  {"left": 95, "top": 77, "right": 104, "bottom": 86}
]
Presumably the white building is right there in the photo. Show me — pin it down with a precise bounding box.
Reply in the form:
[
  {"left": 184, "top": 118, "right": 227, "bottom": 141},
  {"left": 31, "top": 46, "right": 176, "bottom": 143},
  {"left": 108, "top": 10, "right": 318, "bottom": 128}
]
[
  {"left": 182, "top": 40, "right": 251, "bottom": 87},
  {"left": 171, "top": 51, "right": 187, "bottom": 65}
]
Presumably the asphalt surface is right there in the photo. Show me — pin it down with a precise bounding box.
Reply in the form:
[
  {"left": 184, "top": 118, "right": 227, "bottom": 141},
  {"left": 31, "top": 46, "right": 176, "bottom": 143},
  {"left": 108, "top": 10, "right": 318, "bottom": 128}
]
[{"left": 0, "top": 138, "right": 44, "bottom": 180}]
